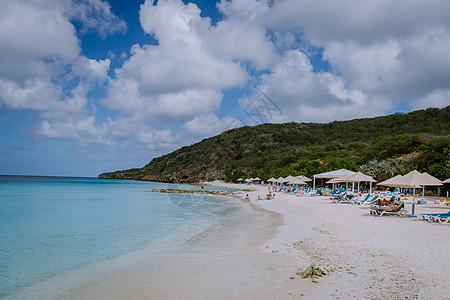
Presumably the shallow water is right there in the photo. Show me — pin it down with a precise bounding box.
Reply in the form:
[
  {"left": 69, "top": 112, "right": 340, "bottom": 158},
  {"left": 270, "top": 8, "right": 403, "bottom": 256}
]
[{"left": 0, "top": 176, "right": 281, "bottom": 299}]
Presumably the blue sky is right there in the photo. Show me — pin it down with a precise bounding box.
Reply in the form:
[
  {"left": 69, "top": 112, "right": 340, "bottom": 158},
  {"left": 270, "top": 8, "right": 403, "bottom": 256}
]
[{"left": 1, "top": 0, "right": 450, "bottom": 177}]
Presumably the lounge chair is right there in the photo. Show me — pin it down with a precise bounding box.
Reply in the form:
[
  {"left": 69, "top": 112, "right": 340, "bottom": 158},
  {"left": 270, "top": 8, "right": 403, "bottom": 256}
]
[
  {"left": 420, "top": 211, "right": 450, "bottom": 221},
  {"left": 370, "top": 201, "right": 407, "bottom": 217},
  {"left": 362, "top": 195, "right": 379, "bottom": 206},
  {"left": 435, "top": 215, "right": 450, "bottom": 223},
  {"left": 315, "top": 188, "right": 323, "bottom": 196},
  {"left": 429, "top": 212, "right": 450, "bottom": 223},
  {"left": 355, "top": 193, "right": 371, "bottom": 205},
  {"left": 331, "top": 191, "right": 348, "bottom": 202},
  {"left": 334, "top": 193, "right": 356, "bottom": 204}
]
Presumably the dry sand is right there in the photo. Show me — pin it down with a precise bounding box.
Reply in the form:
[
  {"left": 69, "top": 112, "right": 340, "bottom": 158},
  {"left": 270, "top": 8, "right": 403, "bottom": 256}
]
[{"left": 212, "top": 181, "right": 450, "bottom": 300}]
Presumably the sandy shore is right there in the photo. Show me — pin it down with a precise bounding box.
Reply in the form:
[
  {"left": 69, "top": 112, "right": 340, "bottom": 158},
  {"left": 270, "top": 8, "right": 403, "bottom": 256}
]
[
  {"left": 17, "top": 182, "right": 449, "bottom": 300},
  {"left": 211, "top": 181, "right": 450, "bottom": 300}
]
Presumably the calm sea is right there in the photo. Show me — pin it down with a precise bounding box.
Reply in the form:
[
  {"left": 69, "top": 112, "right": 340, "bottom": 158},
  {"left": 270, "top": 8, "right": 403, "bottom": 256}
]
[{"left": 0, "top": 175, "right": 264, "bottom": 299}]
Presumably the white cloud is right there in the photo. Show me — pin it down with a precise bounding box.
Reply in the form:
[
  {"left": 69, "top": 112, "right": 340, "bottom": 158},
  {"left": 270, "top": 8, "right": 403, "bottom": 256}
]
[
  {"left": 103, "top": 0, "right": 251, "bottom": 125},
  {"left": 267, "top": 0, "right": 450, "bottom": 45},
  {"left": 412, "top": 89, "right": 450, "bottom": 110},
  {"left": 3, "top": 0, "right": 450, "bottom": 168},
  {"left": 246, "top": 50, "right": 392, "bottom": 123},
  {"left": 72, "top": 57, "right": 111, "bottom": 81},
  {"left": 68, "top": 0, "right": 127, "bottom": 38},
  {"left": 254, "top": 0, "right": 450, "bottom": 114},
  {"left": 182, "top": 114, "right": 236, "bottom": 137},
  {"left": 324, "top": 40, "right": 402, "bottom": 94},
  {"left": 38, "top": 116, "right": 112, "bottom": 146}
]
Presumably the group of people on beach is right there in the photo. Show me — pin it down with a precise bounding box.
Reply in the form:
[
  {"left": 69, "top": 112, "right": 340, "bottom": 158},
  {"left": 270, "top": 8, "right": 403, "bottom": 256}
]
[{"left": 245, "top": 192, "right": 274, "bottom": 202}]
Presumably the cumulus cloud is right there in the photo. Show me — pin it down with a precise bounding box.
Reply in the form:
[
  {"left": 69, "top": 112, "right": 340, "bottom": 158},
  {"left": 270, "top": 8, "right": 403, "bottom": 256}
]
[
  {"left": 247, "top": 0, "right": 450, "bottom": 119},
  {"left": 68, "top": 0, "right": 127, "bottom": 38},
  {"left": 182, "top": 114, "right": 237, "bottom": 137},
  {"left": 103, "top": 0, "right": 250, "bottom": 127},
  {"left": 0, "top": 0, "right": 126, "bottom": 150},
  {"left": 243, "top": 50, "right": 391, "bottom": 123},
  {"left": 2, "top": 0, "right": 450, "bottom": 167},
  {"left": 71, "top": 57, "right": 111, "bottom": 81}
]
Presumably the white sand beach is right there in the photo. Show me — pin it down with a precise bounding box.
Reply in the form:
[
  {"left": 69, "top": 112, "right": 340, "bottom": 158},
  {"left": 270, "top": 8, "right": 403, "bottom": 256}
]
[
  {"left": 211, "top": 181, "right": 450, "bottom": 300},
  {"left": 24, "top": 181, "right": 449, "bottom": 300}
]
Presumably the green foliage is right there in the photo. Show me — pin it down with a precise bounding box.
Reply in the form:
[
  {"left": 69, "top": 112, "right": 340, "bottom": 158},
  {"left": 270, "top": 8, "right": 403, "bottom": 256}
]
[
  {"left": 425, "top": 144, "right": 450, "bottom": 180},
  {"left": 100, "top": 106, "right": 450, "bottom": 183},
  {"left": 359, "top": 159, "right": 399, "bottom": 182}
]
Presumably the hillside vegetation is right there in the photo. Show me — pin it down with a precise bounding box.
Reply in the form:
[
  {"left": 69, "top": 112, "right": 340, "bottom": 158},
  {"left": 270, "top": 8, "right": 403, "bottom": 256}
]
[{"left": 99, "top": 106, "right": 450, "bottom": 186}]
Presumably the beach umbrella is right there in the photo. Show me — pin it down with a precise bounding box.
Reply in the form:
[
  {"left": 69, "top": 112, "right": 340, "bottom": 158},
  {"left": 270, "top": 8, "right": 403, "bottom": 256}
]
[
  {"left": 326, "top": 178, "right": 338, "bottom": 184},
  {"left": 416, "top": 172, "right": 442, "bottom": 201},
  {"left": 313, "top": 169, "right": 356, "bottom": 190},
  {"left": 267, "top": 177, "right": 277, "bottom": 184},
  {"left": 377, "top": 175, "right": 404, "bottom": 187},
  {"left": 287, "top": 178, "right": 307, "bottom": 186},
  {"left": 285, "top": 175, "right": 295, "bottom": 181},
  {"left": 444, "top": 178, "right": 450, "bottom": 184},
  {"left": 296, "top": 175, "right": 312, "bottom": 182},
  {"left": 237, "top": 178, "right": 244, "bottom": 181},
  {"left": 333, "top": 172, "right": 376, "bottom": 198},
  {"left": 384, "top": 170, "right": 427, "bottom": 217},
  {"left": 252, "top": 177, "right": 261, "bottom": 184},
  {"left": 276, "top": 177, "right": 285, "bottom": 184}
]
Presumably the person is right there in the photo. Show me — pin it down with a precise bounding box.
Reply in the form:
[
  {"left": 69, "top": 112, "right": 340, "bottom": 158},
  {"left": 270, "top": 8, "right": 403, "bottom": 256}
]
[
  {"left": 245, "top": 194, "right": 250, "bottom": 202},
  {"left": 258, "top": 195, "right": 262, "bottom": 201},
  {"left": 371, "top": 197, "right": 391, "bottom": 206},
  {"left": 371, "top": 200, "right": 403, "bottom": 212},
  {"left": 201, "top": 183, "right": 204, "bottom": 191}
]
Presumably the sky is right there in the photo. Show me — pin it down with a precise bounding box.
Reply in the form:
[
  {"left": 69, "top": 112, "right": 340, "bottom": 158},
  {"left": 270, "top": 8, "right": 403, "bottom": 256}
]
[{"left": 1, "top": 0, "right": 450, "bottom": 177}]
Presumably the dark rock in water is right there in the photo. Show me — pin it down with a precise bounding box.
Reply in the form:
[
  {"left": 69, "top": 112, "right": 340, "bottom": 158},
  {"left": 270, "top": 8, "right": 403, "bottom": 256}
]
[{"left": 151, "top": 189, "right": 234, "bottom": 196}]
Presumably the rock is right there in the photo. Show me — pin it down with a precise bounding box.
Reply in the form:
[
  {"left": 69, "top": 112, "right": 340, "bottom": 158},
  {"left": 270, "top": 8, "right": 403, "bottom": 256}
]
[{"left": 301, "top": 263, "right": 327, "bottom": 279}]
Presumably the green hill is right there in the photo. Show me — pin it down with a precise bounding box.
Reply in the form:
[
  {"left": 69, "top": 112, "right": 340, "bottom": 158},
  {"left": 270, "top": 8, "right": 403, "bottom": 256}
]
[{"left": 99, "top": 106, "right": 450, "bottom": 184}]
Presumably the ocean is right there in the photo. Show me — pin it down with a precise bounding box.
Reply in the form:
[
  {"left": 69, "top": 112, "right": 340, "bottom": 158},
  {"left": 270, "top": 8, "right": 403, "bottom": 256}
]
[{"left": 0, "top": 176, "right": 285, "bottom": 299}]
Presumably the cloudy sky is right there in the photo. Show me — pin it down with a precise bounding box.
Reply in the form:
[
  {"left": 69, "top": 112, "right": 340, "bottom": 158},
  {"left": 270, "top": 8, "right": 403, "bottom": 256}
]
[{"left": 1, "top": 0, "right": 450, "bottom": 177}]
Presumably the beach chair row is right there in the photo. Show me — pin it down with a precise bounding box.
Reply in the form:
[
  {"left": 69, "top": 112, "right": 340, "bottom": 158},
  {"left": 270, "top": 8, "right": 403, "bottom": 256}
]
[{"left": 420, "top": 211, "right": 450, "bottom": 223}]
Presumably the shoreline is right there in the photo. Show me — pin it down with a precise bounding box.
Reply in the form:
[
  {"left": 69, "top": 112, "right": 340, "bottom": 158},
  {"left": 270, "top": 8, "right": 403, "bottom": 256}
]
[
  {"left": 210, "top": 181, "right": 450, "bottom": 299},
  {"left": 9, "top": 184, "right": 292, "bottom": 300},
  {"left": 10, "top": 181, "right": 449, "bottom": 299}
]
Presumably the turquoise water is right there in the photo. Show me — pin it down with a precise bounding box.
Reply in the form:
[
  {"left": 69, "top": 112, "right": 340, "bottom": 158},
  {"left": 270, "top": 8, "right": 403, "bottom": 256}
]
[{"left": 0, "top": 176, "right": 247, "bottom": 299}]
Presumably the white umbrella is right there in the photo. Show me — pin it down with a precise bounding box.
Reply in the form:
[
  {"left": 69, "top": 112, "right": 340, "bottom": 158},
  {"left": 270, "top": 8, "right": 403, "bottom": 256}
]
[
  {"left": 334, "top": 172, "right": 376, "bottom": 198},
  {"left": 326, "top": 178, "right": 338, "bottom": 184},
  {"left": 383, "top": 170, "right": 428, "bottom": 217},
  {"left": 416, "top": 172, "right": 442, "bottom": 201},
  {"left": 377, "top": 175, "right": 404, "bottom": 187},
  {"left": 313, "top": 169, "right": 356, "bottom": 190},
  {"left": 285, "top": 175, "right": 295, "bottom": 181},
  {"left": 296, "top": 175, "right": 312, "bottom": 182},
  {"left": 444, "top": 178, "right": 450, "bottom": 184},
  {"left": 287, "top": 179, "right": 307, "bottom": 186},
  {"left": 276, "top": 177, "right": 287, "bottom": 184},
  {"left": 237, "top": 178, "right": 244, "bottom": 181},
  {"left": 267, "top": 177, "right": 277, "bottom": 182}
]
